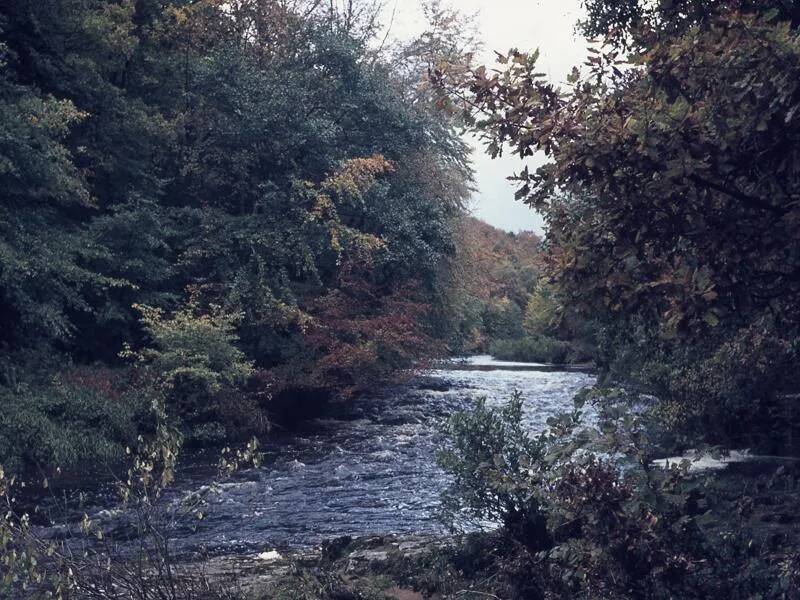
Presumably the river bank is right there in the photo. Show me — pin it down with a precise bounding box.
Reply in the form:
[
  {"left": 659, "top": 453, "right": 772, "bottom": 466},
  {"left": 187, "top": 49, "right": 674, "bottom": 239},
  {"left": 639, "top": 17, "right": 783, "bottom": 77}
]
[
  {"left": 174, "top": 534, "right": 452, "bottom": 599},
  {"left": 186, "top": 456, "right": 800, "bottom": 600}
]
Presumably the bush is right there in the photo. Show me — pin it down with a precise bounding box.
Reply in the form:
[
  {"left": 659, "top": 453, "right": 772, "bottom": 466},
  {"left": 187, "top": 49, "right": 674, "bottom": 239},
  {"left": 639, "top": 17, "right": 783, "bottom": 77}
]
[
  {"left": 596, "top": 315, "right": 800, "bottom": 451},
  {"left": 489, "top": 335, "right": 575, "bottom": 364},
  {"left": 438, "top": 393, "right": 553, "bottom": 550},
  {"left": 0, "top": 366, "right": 148, "bottom": 474},
  {"left": 438, "top": 391, "right": 799, "bottom": 599},
  {"left": 129, "top": 303, "right": 265, "bottom": 446}
]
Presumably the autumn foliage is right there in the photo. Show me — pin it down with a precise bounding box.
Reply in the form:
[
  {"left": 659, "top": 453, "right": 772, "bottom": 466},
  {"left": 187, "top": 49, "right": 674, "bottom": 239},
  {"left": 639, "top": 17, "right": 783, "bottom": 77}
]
[{"left": 0, "top": 0, "right": 471, "bottom": 468}]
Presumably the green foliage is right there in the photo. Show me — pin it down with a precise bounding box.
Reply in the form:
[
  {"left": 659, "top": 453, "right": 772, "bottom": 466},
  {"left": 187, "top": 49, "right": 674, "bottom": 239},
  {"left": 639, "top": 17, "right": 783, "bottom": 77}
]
[
  {"left": 0, "top": 366, "right": 147, "bottom": 473},
  {"left": 133, "top": 303, "right": 253, "bottom": 396},
  {"left": 0, "top": 42, "right": 120, "bottom": 348},
  {"left": 0, "top": 0, "right": 475, "bottom": 471},
  {"left": 439, "top": 392, "right": 800, "bottom": 599},
  {"left": 489, "top": 335, "right": 577, "bottom": 364},
  {"left": 481, "top": 297, "right": 525, "bottom": 342},
  {"left": 129, "top": 303, "right": 261, "bottom": 445},
  {"left": 439, "top": 393, "right": 551, "bottom": 546},
  {"left": 524, "top": 284, "right": 559, "bottom": 337},
  {"left": 579, "top": 0, "right": 800, "bottom": 50},
  {"left": 445, "top": 2, "right": 800, "bottom": 444}
]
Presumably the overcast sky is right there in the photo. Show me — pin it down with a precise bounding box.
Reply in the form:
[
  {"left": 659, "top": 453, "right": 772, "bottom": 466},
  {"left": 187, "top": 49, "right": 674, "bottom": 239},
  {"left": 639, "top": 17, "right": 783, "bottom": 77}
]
[{"left": 384, "top": 1, "right": 588, "bottom": 233}]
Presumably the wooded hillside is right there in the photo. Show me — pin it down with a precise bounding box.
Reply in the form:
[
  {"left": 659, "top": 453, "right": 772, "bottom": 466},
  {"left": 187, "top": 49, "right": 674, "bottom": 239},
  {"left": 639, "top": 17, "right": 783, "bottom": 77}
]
[{"left": 0, "top": 0, "right": 474, "bottom": 470}]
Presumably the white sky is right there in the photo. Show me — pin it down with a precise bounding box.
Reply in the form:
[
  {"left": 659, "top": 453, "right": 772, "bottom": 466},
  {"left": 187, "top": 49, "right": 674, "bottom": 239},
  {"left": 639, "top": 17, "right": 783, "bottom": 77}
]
[{"left": 384, "top": 0, "right": 588, "bottom": 233}]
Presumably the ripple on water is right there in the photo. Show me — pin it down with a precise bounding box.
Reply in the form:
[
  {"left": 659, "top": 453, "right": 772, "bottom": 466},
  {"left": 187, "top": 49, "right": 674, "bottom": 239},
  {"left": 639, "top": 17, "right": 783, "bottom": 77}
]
[{"left": 38, "top": 359, "right": 595, "bottom": 554}]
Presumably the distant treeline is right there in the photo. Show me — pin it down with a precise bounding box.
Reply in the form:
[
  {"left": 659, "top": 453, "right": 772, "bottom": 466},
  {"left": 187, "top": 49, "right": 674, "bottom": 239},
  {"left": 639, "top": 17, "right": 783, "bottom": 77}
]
[{"left": 445, "top": 216, "right": 593, "bottom": 364}]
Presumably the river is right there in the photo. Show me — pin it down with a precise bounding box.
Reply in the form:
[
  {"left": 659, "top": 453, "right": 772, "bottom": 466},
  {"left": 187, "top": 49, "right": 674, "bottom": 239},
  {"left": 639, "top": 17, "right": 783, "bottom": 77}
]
[{"left": 36, "top": 357, "right": 595, "bottom": 558}]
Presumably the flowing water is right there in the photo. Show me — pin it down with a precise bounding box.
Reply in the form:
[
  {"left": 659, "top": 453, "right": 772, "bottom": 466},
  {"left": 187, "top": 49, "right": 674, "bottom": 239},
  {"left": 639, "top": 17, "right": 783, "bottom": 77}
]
[{"left": 36, "top": 357, "right": 594, "bottom": 557}]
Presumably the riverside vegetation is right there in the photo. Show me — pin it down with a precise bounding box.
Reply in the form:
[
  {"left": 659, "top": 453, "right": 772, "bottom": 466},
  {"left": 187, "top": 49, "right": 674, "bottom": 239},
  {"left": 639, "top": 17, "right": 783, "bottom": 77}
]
[
  {"left": 2, "top": 0, "right": 800, "bottom": 599},
  {"left": 0, "top": 0, "right": 476, "bottom": 471}
]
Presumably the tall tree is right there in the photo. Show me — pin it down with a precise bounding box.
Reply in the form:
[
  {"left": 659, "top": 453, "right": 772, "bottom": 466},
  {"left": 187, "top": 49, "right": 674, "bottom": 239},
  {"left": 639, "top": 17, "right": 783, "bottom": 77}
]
[{"left": 441, "top": 1, "right": 800, "bottom": 443}]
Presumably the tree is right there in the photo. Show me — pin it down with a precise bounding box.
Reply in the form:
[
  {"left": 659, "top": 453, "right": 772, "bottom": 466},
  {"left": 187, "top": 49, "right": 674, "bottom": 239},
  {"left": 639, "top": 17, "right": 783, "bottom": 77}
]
[
  {"left": 0, "top": 0, "right": 475, "bottom": 469},
  {"left": 0, "top": 38, "right": 114, "bottom": 351},
  {"left": 441, "top": 2, "right": 800, "bottom": 442}
]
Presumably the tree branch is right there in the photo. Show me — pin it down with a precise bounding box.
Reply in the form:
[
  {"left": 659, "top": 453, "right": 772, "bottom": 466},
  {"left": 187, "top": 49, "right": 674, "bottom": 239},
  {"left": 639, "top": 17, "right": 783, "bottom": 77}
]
[{"left": 688, "top": 174, "right": 788, "bottom": 215}]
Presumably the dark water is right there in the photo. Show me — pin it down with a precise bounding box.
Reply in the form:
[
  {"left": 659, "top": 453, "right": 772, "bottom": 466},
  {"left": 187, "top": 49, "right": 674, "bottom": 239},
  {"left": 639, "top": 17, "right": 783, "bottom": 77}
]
[{"left": 36, "top": 357, "right": 594, "bottom": 556}]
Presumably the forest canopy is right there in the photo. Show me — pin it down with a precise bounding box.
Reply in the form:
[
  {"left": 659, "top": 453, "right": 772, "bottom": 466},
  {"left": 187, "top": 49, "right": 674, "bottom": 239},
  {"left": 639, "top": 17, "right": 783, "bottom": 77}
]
[{"left": 0, "top": 0, "right": 480, "bottom": 470}]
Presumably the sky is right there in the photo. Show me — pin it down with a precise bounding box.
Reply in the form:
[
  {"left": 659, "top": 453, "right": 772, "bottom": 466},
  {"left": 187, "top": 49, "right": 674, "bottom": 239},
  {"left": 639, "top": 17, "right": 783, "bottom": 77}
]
[{"left": 384, "top": 0, "right": 588, "bottom": 233}]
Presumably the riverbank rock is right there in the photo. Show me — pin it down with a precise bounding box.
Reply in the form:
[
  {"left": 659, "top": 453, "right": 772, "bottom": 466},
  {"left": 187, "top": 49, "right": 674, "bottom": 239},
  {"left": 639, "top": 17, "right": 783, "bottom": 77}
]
[{"left": 185, "top": 534, "right": 451, "bottom": 599}]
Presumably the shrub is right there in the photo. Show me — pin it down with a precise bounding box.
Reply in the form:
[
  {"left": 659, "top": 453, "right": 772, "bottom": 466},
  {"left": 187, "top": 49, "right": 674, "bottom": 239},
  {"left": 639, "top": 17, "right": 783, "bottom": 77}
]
[
  {"left": 128, "top": 303, "right": 264, "bottom": 445},
  {"left": 438, "top": 391, "right": 799, "bottom": 599},
  {"left": 489, "top": 335, "right": 574, "bottom": 364},
  {"left": 0, "top": 366, "right": 148, "bottom": 474},
  {"left": 438, "top": 393, "right": 554, "bottom": 550}
]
